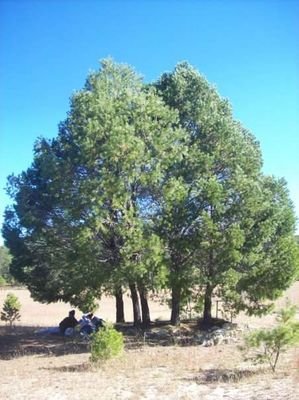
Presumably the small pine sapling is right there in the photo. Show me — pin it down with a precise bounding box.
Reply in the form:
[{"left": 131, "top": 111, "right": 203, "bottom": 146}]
[
  {"left": 1, "top": 293, "right": 21, "bottom": 328},
  {"left": 243, "top": 304, "right": 299, "bottom": 372}
]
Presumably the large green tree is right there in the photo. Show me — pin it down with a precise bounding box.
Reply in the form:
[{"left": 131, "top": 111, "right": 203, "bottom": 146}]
[
  {"left": 3, "top": 60, "right": 184, "bottom": 326},
  {"left": 155, "top": 63, "right": 299, "bottom": 325},
  {"left": 3, "top": 60, "right": 298, "bottom": 328}
]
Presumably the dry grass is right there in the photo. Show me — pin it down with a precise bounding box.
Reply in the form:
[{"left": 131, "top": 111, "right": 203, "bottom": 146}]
[{"left": 1, "top": 283, "right": 299, "bottom": 399}]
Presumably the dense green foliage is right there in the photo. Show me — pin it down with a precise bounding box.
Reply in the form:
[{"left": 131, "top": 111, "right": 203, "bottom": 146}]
[
  {"left": 154, "top": 63, "right": 298, "bottom": 323},
  {"left": 3, "top": 59, "right": 298, "bottom": 325},
  {"left": 3, "top": 60, "right": 184, "bottom": 324},
  {"left": 1, "top": 293, "right": 21, "bottom": 327},
  {"left": 90, "top": 323, "right": 124, "bottom": 362},
  {"left": 244, "top": 304, "right": 299, "bottom": 372}
]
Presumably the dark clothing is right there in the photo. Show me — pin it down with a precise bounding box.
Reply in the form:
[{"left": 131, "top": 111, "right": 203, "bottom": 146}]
[
  {"left": 80, "top": 324, "right": 93, "bottom": 335},
  {"left": 59, "top": 315, "right": 78, "bottom": 334},
  {"left": 92, "top": 316, "right": 105, "bottom": 331}
]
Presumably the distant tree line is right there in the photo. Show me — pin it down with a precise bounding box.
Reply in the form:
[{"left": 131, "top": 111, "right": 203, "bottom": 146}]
[
  {"left": 3, "top": 60, "right": 299, "bottom": 326},
  {"left": 0, "top": 245, "right": 14, "bottom": 285}
]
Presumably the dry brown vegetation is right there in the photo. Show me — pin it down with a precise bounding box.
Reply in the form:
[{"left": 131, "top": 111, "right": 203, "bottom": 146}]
[{"left": 1, "top": 284, "right": 299, "bottom": 400}]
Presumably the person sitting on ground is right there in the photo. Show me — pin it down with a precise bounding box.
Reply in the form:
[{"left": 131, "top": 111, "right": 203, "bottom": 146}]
[
  {"left": 78, "top": 313, "right": 105, "bottom": 336},
  {"left": 59, "top": 310, "right": 78, "bottom": 336},
  {"left": 79, "top": 313, "right": 95, "bottom": 336},
  {"left": 91, "top": 315, "right": 105, "bottom": 331}
]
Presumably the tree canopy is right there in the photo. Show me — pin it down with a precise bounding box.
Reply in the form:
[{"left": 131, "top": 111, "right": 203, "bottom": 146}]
[
  {"left": 3, "top": 59, "right": 298, "bottom": 325},
  {"left": 154, "top": 62, "right": 299, "bottom": 323}
]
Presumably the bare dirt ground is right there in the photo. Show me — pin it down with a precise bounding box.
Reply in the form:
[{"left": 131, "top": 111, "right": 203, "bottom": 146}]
[{"left": 0, "top": 283, "right": 299, "bottom": 400}]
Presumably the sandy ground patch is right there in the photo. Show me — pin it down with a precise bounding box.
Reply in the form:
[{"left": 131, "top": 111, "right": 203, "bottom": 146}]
[
  {"left": 1, "top": 282, "right": 298, "bottom": 327},
  {"left": 1, "top": 344, "right": 298, "bottom": 400}
]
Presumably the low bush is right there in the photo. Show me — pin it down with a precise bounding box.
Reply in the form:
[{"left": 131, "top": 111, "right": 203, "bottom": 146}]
[{"left": 90, "top": 323, "right": 124, "bottom": 362}]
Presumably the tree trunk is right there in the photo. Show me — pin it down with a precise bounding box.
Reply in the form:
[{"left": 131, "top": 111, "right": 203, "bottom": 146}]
[
  {"left": 138, "top": 284, "right": 151, "bottom": 327},
  {"left": 129, "top": 283, "right": 142, "bottom": 327},
  {"left": 203, "top": 284, "right": 213, "bottom": 326},
  {"left": 115, "top": 287, "right": 125, "bottom": 323},
  {"left": 170, "top": 286, "right": 181, "bottom": 325}
]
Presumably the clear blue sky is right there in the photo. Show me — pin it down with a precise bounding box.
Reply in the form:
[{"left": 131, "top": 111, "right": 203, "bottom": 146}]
[{"left": 0, "top": 0, "right": 298, "bottom": 244}]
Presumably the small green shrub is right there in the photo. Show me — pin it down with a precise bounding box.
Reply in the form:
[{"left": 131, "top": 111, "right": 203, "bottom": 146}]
[
  {"left": 243, "top": 304, "right": 299, "bottom": 372},
  {"left": 90, "top": 323, "right": 124, "bottom": 362},
  {"left": 1, "top": 293, "right": 21, "bottom": 328}
]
